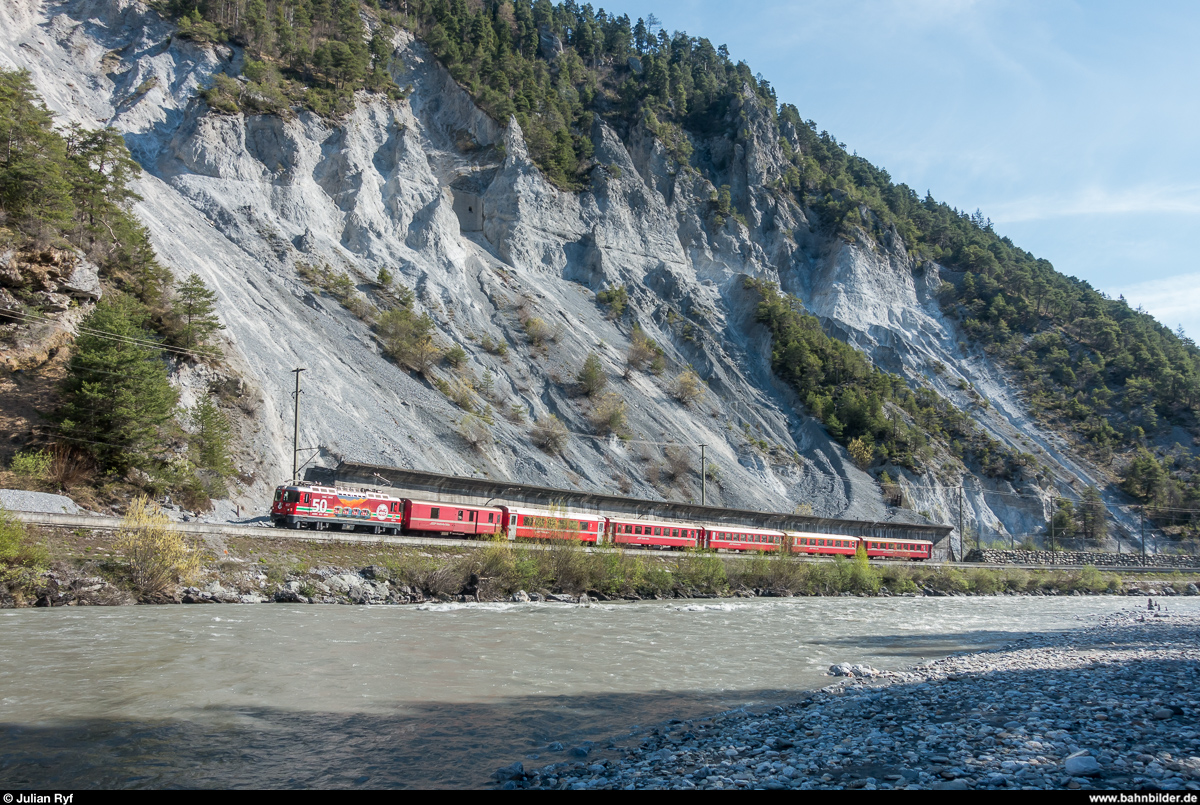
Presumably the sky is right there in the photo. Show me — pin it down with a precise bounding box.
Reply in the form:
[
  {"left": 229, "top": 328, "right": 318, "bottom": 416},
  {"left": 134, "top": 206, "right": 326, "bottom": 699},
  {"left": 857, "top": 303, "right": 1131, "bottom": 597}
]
[{"left": 591, "top": 0, "right": 1200, "bottom": 336}]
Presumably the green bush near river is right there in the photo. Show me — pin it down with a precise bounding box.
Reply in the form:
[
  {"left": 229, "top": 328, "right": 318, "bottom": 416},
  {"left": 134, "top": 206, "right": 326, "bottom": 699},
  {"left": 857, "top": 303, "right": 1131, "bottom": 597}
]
[{"left": 367, "top": 542, "right": 1132, "bottom": 601}]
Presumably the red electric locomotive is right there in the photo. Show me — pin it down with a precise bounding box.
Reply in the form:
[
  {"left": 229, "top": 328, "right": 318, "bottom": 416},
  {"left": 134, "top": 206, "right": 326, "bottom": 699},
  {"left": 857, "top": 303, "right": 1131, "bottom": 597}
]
[{"left": 271, "top": 484, "right": 405, "bottom": 533}]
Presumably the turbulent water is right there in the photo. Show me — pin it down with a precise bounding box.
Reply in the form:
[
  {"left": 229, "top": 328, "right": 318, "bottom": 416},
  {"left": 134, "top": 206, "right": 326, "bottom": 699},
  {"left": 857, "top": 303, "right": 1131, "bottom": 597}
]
[{"left": 2, "top": 597, "right": 1196, "bottom": 788}]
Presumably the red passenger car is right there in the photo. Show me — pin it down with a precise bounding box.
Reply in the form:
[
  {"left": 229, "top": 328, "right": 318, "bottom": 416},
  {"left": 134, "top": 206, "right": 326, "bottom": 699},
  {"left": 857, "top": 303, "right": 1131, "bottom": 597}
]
[
  {"left": 403, "top": 499, "right": 503, "bottom": 537},
  {"left": 501, "top": 506, "right": 605, "bottom": 543},
  {"left": 704, "top": 525, "right": 788, "bottom": 552},
  {"left": 786, "top": 531, "right": 861, "bottom": 557},
  {"left": 862, "top": 537, "right": 933, "bottom": 561},
  {"left": 607, "top": 517, "right": 702, "bottom": 550}
]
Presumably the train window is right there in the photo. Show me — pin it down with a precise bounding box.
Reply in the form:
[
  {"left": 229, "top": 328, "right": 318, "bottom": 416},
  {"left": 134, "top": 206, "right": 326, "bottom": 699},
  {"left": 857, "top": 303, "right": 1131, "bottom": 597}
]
[
  {"left": 634, "top": 526, "right": 642, "bottom": 535},
  {"left": 625, "top": 525, "right": 632, "bottom": 533},
  {"left": 653, "top": 528, "right": 661, "bottom": 536},
  {"left": 672, "top": 529, "right": 679, "bottom": 538},
  {"left": 432, "top": 507, "right": 440, "bottom": 519},
  {"left": 469, "top": 511, "right": 476, "bottom": 522},
  {"left": 488, "top": 513, "right": 495, "bottom": 523},
  {"left": 457, "top": 511, "right": 464, "bottom": 521}
]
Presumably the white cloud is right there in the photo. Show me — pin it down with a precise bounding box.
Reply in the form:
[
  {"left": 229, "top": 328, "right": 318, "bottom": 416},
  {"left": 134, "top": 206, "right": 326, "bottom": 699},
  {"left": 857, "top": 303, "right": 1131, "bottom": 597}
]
[
  {"left": 1113, "top": 273, "right": 1200, "bottom": 339},
  {"left": 989, "top": 184, "right": 1200, "bottom": 223}
]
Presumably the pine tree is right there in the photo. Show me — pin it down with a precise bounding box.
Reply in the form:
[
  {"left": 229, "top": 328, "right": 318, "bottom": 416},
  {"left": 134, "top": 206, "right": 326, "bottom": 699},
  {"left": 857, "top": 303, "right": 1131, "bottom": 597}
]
[
  {"left": 59, "top": 294, "right": 179, "bottom": 470},
  {"left": 173, "top": 273, "right": 224, "bottom": 355},
  {"left": 190, "top": 395, "right": 235, "bottom": 486},
  {"left": 577, "top": 352, "right": 607, "bottom": 396},
  {"left": 0, "top": 70, "right": 74, "bottom": 231}
]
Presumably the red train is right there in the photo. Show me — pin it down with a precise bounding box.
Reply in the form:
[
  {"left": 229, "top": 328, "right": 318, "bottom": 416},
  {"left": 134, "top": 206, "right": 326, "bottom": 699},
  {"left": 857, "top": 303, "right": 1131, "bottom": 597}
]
[{"left": 270, "top": 482, "right": 932, "bottom": 560}]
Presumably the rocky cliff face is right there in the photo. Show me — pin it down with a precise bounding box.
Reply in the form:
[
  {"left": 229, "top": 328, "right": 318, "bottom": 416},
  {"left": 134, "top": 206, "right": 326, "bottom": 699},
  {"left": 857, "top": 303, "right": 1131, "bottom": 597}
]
[{"left": 0, "top": 0, "right": 1142, "bottom": 548}]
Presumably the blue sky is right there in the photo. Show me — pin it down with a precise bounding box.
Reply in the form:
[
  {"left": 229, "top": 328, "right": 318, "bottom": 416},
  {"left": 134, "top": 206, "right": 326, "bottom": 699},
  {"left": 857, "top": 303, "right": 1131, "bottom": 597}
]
[{"left": 593, "top": 0, "right": 1200, "bottom": 335}]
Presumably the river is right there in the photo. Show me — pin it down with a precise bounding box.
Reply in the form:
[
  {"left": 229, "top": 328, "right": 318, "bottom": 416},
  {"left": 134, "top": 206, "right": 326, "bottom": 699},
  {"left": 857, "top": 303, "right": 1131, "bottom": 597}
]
[{"left": 2, "top": 596, "right": 1195, "bottom": 788}]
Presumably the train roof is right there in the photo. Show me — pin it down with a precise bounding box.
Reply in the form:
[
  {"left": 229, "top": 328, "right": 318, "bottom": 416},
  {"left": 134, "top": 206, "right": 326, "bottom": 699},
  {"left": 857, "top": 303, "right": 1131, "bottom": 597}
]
[
  {"left": 503, "top": 505, "right": 606, "bottom": 520},
  {"left": 406, "top": 498, "right": 502, "bottom": 511},
  {"left": 705, "top": 524, "right": 787, "bottom": 536},
  {"left": 281, "top": 482, "right": 405, "bottom": 500},
  {"left": 607, "top": 514, "right": 705, "bottom": 528}
]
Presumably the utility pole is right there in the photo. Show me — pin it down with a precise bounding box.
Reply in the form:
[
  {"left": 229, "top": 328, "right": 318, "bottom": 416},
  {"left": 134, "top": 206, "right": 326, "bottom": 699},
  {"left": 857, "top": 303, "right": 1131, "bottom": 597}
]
[
  {"left": 954, "top": 485, "right": 962, "bottom": 563},
  {"left": 1141, "top": 507, "right": 1146, "bottom": 563},
  {"left": 291, "top": 368, "right": 306, "bottom": 482},
  {"left": 700, "top": 443, "right": 707, "bottom": 506}
]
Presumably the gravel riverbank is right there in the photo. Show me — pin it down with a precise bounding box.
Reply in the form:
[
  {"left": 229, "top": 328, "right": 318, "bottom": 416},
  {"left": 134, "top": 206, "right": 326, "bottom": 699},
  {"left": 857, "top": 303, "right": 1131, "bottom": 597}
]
[{"left": 495, "top": 608, "right": 1200, "bottom": 790}]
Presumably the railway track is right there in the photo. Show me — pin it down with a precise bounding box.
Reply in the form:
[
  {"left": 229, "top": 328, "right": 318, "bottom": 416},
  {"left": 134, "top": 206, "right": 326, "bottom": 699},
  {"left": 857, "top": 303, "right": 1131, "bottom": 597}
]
[{"left": 11, "top": 511, "right": 1197, "bottom": 574}]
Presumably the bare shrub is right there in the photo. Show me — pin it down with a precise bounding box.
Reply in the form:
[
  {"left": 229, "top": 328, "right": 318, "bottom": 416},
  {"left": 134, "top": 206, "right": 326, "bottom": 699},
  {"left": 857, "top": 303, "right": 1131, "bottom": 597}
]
[
  {"left": 458, "top": 414, "right": 490, "bottom": 451},
  {"left": 523, "top": 316, "right": 551, "bottom": 347},
  {"left": 847, "top": 437, "right": 873, "bottom": 469},
  {"left": 627, "top": 326, "right": 666, "bottom": 374},
  {"left": 589, "top": 392, "right": 627, "bottom": 436},
  {"left": 448, "top": 377, "right": 476, "bottom": 411},
  {"left": 663, "top": 445, "right": 692, "bottom": 481},
  {"left": 531, "top": 414, "right": 569, "bottom": 454},
  {"left": 377, "top": 307, "right": 439, "bottom": 372},
  {"left": 385, "top": 551, "right": 463, "bottom": 597},
  {"left": 342, "top": 292, "right": 376, "bottom": 322},
  {"left": 114, "top": 497, "right": 200, "bottom": 598},
  {"left": 670, "top": 369, "right": 706, "bottom": 406}
]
